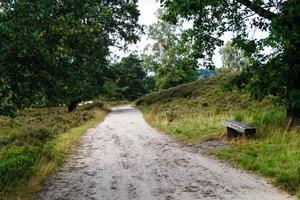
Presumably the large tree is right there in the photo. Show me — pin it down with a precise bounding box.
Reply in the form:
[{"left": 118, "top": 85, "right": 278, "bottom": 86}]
[
  {"left": 110, "top": 54, "right": 149, "bottom": 100},
  {"left": 161, "top": 0, "right": 300, "bottom": 119},
  {"left": 143, "top": 11, "right": 198, "bottom": 89},
  {"left": 0, "top": 0, "right": 141, "bottom": 114}
]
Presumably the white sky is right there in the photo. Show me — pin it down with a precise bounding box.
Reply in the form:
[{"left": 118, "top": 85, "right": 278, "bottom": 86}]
[
  {"left": 121, "top": 0, "right": 269, "bottom": 68},
  {"left": 124, "top": 0, "right": 227, "bottom": 67},
  {"left": 127, "top": 0, "right": 160, "bottom": 54}
]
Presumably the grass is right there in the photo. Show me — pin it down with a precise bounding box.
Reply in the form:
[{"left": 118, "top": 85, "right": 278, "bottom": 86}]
[
  {"left": 218, "top": 131, "right": 300, "bottom": 197},
  {"left": 136, "top": 72, "right": 300, "bottom": 198},
  {"left": 0, "top": 103, "right": 108, "bottom": 200}
]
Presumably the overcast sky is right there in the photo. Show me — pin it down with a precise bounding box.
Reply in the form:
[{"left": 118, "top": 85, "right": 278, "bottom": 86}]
[
  {"left": 123, "top": 0, "right": 228, "bottom": 67},
  {"left": 126, "top": 0, "right": 160, "bottom": 54},
  {"left": 116, "top": 0, "right": 270, "bottom": 68},
  {"left": 121, "top": 0, "right": 269, "bottom": 68}
]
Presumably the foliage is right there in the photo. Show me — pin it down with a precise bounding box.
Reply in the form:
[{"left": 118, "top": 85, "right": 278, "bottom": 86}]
[
  {"left": 0, "top": 0, "right": 141, "bottom": 114},
  {"left": 104, "top": 54, "right": 154, "bottom": 100},
  {"left": 0, "top": 105, "right": 107, "bottom": 199},
  {"left": 111, "top": 54, "right": 149, "bottom": 100},
  {"left": 103, "top": 80, "right": 119, "bottom": 100},
  {"left": 136, "top": 73, "right": 299, "bottom": 196},
  {"left": 160, "top": 0, "right": 300, "bottom": 117},
  {"left": 142, "top": 11, "right": 198, "bottom": 89},
  {"left": 0, "top": 78, "right": 15, "bottom": 117},
  {"left": 142, "top": 76, "right": 156, "bottom": 94},
  {"left": 219, "top": 41, "right": 250, "bottom": 71}
]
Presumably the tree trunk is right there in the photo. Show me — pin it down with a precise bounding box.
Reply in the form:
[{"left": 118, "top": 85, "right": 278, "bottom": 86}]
[
  {"left": 68, "top": 101, "right": 78, "bottom": 112},
  {"left": 287, "top": 106, "right": 300, "bottom": 128},
  {"left": 287, "top": 106, "right": 300, "bottom": 118}
]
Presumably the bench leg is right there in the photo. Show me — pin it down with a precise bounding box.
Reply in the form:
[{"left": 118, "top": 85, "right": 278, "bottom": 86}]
[
  {"left": 227, "top": 127, "right": 240, "bottom": 138},
  {"left": 227, "top": 128, "right": 256, "bottom": 138}
]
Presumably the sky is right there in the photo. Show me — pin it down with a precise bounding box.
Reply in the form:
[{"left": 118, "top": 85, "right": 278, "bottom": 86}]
[
  {"left": 125, "top": 0, "right": 226, "bottom": 67},
  {"left": 126, "top": 0, "right": 160, "bottom": 54},
  {"left": 123, "top": 0, "right": 269, "bottom": 68}
]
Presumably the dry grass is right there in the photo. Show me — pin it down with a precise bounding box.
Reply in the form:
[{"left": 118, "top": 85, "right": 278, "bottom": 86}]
[{"left": 136, "top": 73, "right": 300, "bottom": 198}]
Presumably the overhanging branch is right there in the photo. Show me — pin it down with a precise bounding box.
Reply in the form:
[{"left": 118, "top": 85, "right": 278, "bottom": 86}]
[{"left": 236, "top": 0, "right": 278, "bottom": 20}]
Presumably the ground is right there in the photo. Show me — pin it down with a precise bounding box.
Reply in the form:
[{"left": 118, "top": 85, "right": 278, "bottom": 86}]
[{"left": 39, "top": 106, "right": 294, "bottom": 200}]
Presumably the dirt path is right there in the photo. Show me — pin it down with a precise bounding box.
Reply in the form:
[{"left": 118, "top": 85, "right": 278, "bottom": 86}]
[{"left": 39, "top": 106, "right": 294, "bottom": 200}]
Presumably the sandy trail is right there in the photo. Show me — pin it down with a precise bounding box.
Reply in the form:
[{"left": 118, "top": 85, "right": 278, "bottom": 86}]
[{"left": 39, "top": 106, "right": 294, "bottom": 200}]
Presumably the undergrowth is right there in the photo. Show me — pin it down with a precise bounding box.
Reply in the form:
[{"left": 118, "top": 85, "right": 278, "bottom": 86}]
[
  {"left": 136, "top": 72, "right": 300, "bottom": 198},
  {"left": 0, "top": 103, "right": 108, "bottom": 200}
]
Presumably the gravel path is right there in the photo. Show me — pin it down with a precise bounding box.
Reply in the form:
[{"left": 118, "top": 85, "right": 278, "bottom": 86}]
[{"left": 39, "top": 106, "right": 294, "bottom": 200}]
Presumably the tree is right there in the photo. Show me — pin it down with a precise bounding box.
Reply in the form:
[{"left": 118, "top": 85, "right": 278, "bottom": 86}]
[
  {"left": 219, "top": 41, "right": 249, "bottom": 71},
  {"left": 142, "top": 11, "right": 198, "bottom": 89},
  {"left": 0, "top": 0, "right": 141, "bottom": 114},
  {"left": 103, "top": 80, "right": 119, "bottom": 100},
  {"left": 161, "top": 0, "right": 300, "bottom": 119},
  {"left": 0, "top": 78, "right": 15, "bottom": 117},
  {"left": 142, "top": 76, "right": 156, "bottom": 94},
  {"left": 110, "top": 54, "right": 149, "bottom": 100}
]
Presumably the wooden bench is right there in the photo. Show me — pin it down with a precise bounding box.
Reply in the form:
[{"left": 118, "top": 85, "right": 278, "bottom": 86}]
[{"left": 222, "top": 120, "right": 256, "bottom": 138}]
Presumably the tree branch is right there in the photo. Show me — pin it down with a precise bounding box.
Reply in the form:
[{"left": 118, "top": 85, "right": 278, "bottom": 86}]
[{"left": 236, "top": 0, "right": 278, "bottom": 20}]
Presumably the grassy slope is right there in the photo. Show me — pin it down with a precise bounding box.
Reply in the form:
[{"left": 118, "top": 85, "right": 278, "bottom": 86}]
[
  {"left": 0, "top": 103, "right": 108, "bottom": 200},
  {"left": 136, "top": 73, "right": 300, "bottom": 198}
]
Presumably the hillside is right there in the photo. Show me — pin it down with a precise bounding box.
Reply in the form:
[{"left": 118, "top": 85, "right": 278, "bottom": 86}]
[{"left": 136, "top": 73, "right": 300, "bottom": 198}]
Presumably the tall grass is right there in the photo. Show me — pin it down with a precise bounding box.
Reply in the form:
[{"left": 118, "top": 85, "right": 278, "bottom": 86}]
[
  {"left": 0, "top": 104, "right": 108, "bottom": 200},
  {"left": 136, "top": 73, "right": 300, "bottom": 197}
]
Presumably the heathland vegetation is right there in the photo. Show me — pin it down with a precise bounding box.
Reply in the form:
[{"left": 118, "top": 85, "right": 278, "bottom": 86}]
[
  {"left": 136, "top": 73, "right": 300, "bottom": 198},
  {"left": 0, "top": 0, "right": 300, "bottom": 199},
  {"left": 0, "top": 103, "right": 107, "bottom": 199}
]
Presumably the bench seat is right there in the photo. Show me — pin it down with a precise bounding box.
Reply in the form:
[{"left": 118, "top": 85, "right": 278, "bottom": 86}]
[{"left": 222, "top": 120, "right": 256, "bottom": 137}]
